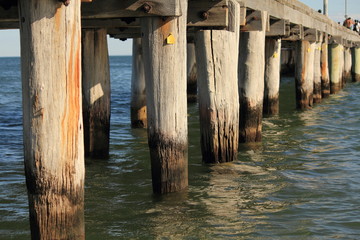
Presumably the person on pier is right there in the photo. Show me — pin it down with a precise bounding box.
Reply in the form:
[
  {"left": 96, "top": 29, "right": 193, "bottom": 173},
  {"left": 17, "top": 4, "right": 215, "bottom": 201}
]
[{"left": 343, "top": 17, "right": 355, "bottom": 30}]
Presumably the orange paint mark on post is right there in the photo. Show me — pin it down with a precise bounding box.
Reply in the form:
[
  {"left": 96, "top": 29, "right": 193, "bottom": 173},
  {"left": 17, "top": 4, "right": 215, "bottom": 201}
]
[{"left": 61, "top": 26, "right": 81, "bottom": 160}]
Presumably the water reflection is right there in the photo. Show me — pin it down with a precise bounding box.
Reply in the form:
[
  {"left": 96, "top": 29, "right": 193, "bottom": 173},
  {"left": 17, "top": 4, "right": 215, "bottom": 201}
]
[{"left": 2, "top": 60, "right": 360, "bottom": 239}]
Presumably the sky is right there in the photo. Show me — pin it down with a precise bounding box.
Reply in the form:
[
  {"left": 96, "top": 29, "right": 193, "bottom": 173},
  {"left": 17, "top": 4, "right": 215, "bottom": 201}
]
[{"left": 0, "top": 0, "right": 359, "bottom": 57}]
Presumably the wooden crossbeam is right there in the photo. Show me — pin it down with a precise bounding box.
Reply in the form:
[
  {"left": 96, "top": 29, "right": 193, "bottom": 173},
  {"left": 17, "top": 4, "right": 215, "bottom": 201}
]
[
  {"left": 108, "top": 28, "right": 141, "bottom": 39},
  {"left": 1, "top": 0, "right": 228, "bottom": 29},
  {"left": 0, "top": 21, "right": 18, "bottom": 29},
  {"left": 82, "top": 18, "right": 139, "bottom": 29},
  {"left": 344, "top": 39, "right": 353, "bottom": 48},
  {"left": 329, "top": 35, "right": 343, "bottom": 45},
  {"left": 303, "top": 28, "right": 318, "bottom": 42},
  {"left": 81, "top": 0, "right": 181, "bottom": 18},
  {"left": 282, "top": 24, "right": 303, "bottom": 41},
  {"left": 266, "top": 19, "right": 290, "bottom": 37},
  {"left": 187, "top": 0, "right": 228, "bottom": 28},
  {"left": 240, "top": 10, "right": 267, "bottom": 32}
]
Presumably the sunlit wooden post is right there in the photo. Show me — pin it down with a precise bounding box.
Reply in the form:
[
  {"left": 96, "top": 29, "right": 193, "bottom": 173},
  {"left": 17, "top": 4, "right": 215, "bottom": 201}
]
[
  {"left": 141, "top": 1, "right": 188, "bottom": 194},
  {"left": 329, "top": 43, "right": 342, "bottom": 94},
  {"left": 238, "top": 11, "right": 268, "bottom": 142},
  {"left": 264, "top": 37, "right": 281, "bottom": 115},
  {"left": 195, "top": 0, "right": 240, "bottom": 163},
  {"left": 313, "top": 40, "right": 322, "bottom": 104},
  {"left": 321, "top": 34, "right": 330, "bottom": 98},
  {"left": 344, "top": 47, "right": 352, "bottom": 83},
  {"left": 131, "top": 38, "right": 147, "bottom": 128},
  {"left": 82, "top": 28, "right": 111, "bottom": 158},
  {"left": 351, "top": 45, "right": 360, "bottom": 82},
  {"left": 295, "top": 40, "right": 314, "bottom": 109},
  {"left": 19, "top": 0, "right": 85, "bottom": 238}
]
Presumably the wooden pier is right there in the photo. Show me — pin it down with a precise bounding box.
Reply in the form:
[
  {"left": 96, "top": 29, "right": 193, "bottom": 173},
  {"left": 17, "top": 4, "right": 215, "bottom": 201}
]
[{"left": 1, "top": 0, "right": 360, "bottom": 238}]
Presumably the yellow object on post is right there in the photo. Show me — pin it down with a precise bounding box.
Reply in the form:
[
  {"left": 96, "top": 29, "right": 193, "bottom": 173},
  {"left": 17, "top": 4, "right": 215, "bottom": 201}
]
[{"left": 166, "top": 33, "right": 176, "bottom": 45}]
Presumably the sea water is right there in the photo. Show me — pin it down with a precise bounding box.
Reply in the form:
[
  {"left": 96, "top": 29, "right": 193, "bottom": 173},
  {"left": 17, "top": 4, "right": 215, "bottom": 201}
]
[{"left": 1, "top": 56, "right": 360, "bottom": 239}]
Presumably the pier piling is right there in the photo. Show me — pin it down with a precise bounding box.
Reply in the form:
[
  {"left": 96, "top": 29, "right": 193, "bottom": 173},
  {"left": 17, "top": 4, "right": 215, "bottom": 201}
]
[
  {"left": 321, "top": 34, "right": 330, "bottom": 98},
  {"left": 313, "top": 40, "right": 322, "bottom": 103},
  {"left": 295, "top": 40, "right": 314, "bottom": 109},
  {"left": 344, "top": 47, "right": 352, "bottom": 83},
  {"left": 19, "top": 0, "right": 85, "bottom": 238},
  {"left": 264, "top": 37, "right": 281, "bottom": 115},
  {"left": 131, "top": 38, "right": 147, "bottom": 128},
  {"left": 238, "top": 11, "right": 267, "bottom": 142},
  {"left": 352, "top": 46, "right": 360, "bottom": 82},
  {"left": 82, "top": 28, "right": 111, "bottom": 158},
  {"left": 329, "top": 43, "right": 343, "bottom": 94},
  {"left": 195, "top": 0, "right": 240, "bottom": 163},
  {"left": 141, "top": 0, "right": 188, "bottom": 194}
]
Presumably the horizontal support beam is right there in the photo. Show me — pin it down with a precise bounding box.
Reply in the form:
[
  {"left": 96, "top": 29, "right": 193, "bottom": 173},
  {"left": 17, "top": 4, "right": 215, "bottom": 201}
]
[
  {"left": 0, "top": 20, "right": 18, "bottom": 29},
  {"left": 82, "top": 18, "right": 140, "bottom": 28},
  {"left": 304, "top": 28, "right": 318, "bottom": 42},
  {"left": 329, "top": 36, "right": 343, "bottom": 45},
  {"left": 344, "top": 39, "right": 353, "bottom": 48},
  {"left": 0, "top": 0, "right": 181, "bottom": 25},
  {"left": 108, "top": 28, "right": 141, "bottom": 39},
  {"left": 266, "top": 18, "right": 290, "bottom": 36},
  {"left": 241, "top": 10, "right": 267, "bottom": 32},
  {"left": 187, "top": 0, "right": 228, "bottom": 28},
  {"left": 81, "top": 0, "right": 181, "bottom": 18},
  {"left": 282, "top": 24, "right": 303, "bottom": 41},
  {"left": 1, "top": 0, "right": 228, "bottom": 29}
]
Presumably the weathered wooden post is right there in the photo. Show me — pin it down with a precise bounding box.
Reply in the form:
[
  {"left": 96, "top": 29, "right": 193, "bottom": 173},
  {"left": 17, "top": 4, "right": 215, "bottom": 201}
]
[
  {"left": 19, "top": 0, "right": 85, "bottom": 239},
  {"left": 187, "top": 41, "right": 197, "bottom": 102},
  {"left": 195, "top": 0, "right": 240, "bottom": 163},
  {"left": 313, "top": 41, "right": 322, "bottom": 103},
  {"left": 351, "top": 46, "right": 360, "bottom": 82},
  {"left": 344, "top": 47, "right": 352, "bottom": 83},
  {"left": 329, "top": 43, "right": 342, "bottom": 94},
  {"left": 295, "top": 40, "right": 314, "bottom": 109},
  {"left": 264, "top": 37, "right": 281, "bottom": 115},
  {"left": 340, "top": 45, "right": 345, "bottom": 88},
  {"left": 238, "top": 11, "right": 268, "bottom": 142},
  {"left": 131, "top": 38, "right": 147, "bottom": 128},
  {"left": 141, "top": 0, "right": 188, "bottom": 194},
  {"left": 321, "top": 34, "right": 330, "bottom": 98},
  {"left": 82, "top": 28, "right": 111, "bottom": 158}
]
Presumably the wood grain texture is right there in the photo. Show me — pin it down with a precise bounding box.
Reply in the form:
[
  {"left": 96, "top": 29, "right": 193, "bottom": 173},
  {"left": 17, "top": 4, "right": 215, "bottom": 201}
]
[
  {"left": 343, "top": 47, "right": 352, "bottom": 83},
  {"left": 313, "top": 41, "right": 322, "bottom": 104},
  {"left": 131, "top": 38, "right": 147, "bottom": 128},
  {"left": 82, "top": 28, "right": 111, "bottom": 158},
  {"left": 141, "top": 0, "right": 188, "bottom": 194},
  {"left": 264, "top": 38, "right": 281, "bottom": 115},
  {"left": 19, "top": 0, "right": 85, "bottom": 238},
  {"left": 238, "top": 11, "right": 267, "bottom": 142},
  {"left": 81, "top": 0, "right": 181, "bottom": 18},
  {"left": 195, "top": 0, "right": 240, "bottom": 163},
  {"left": 321, "top": 34, "right": 330, "bottom": 98},
  {"left": 295, "top": 40, "right": 314, "bottom": 109},
  {"left": 351, "top": 47, "right": 360, "bottom": 82},
  {"left": 329, "top": 43, "right": 342, "bottom": 94}
]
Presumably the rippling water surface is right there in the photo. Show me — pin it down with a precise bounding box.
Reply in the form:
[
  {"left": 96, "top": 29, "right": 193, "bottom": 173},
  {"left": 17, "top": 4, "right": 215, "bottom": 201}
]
[{"left": 1, "top": 56, "right": 360, "bottom": 239}]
